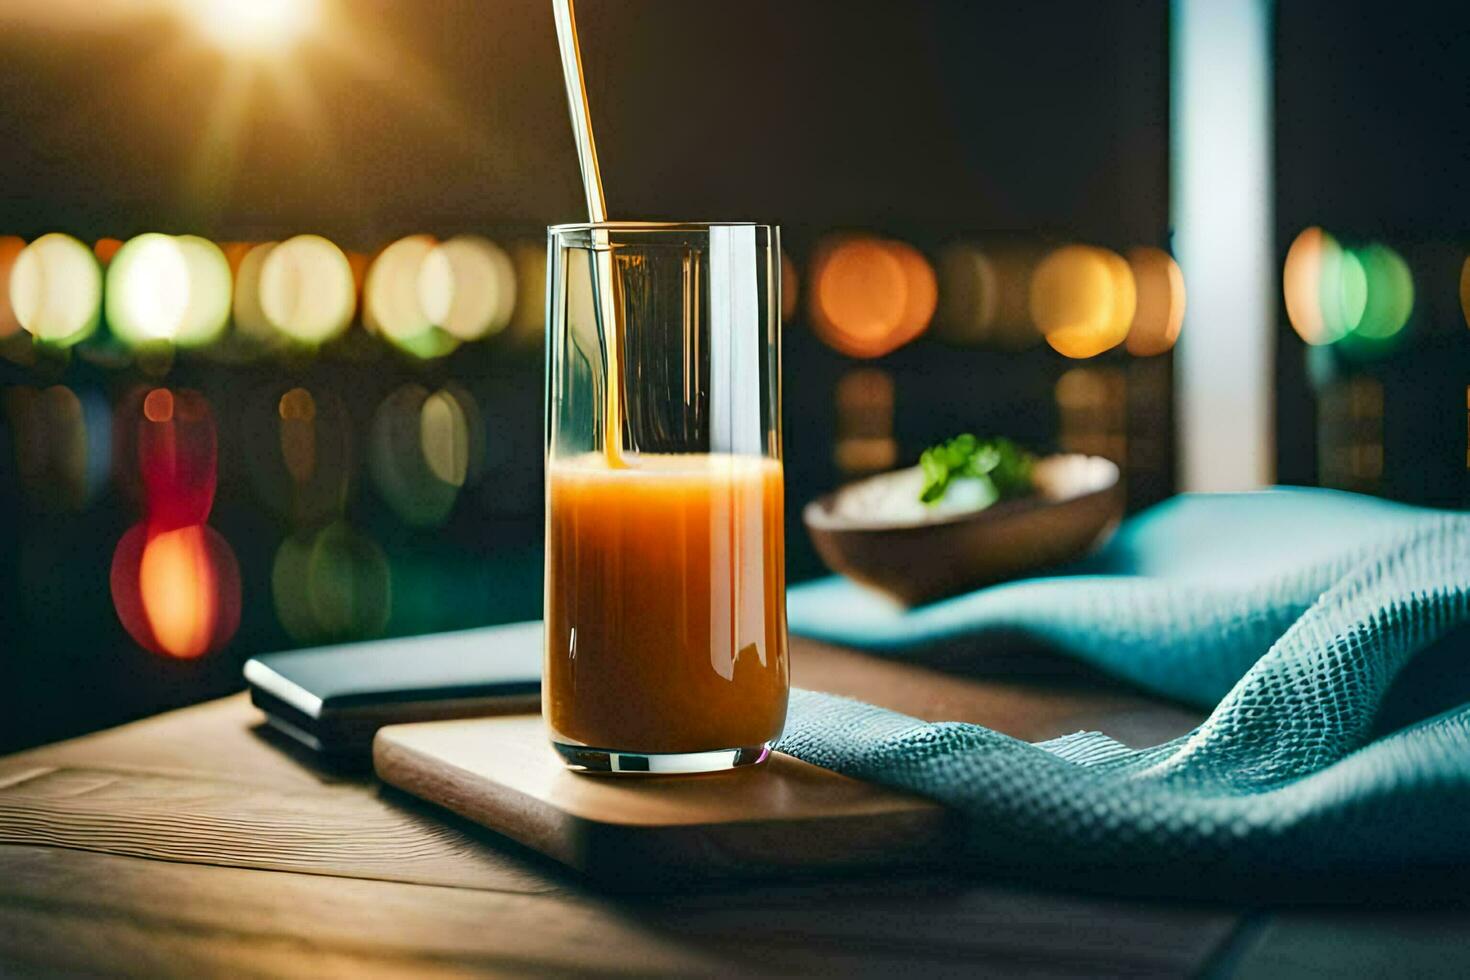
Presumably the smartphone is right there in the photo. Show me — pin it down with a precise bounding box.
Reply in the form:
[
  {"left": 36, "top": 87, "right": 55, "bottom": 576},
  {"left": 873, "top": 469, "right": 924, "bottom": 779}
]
[{"left": 244, "top": 621, "right": 542, "bottom": 766}]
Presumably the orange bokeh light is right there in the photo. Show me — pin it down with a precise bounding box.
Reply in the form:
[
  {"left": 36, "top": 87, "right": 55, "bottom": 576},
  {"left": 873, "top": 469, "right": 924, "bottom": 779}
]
[
  {"left": 1460, "top": 256, "right": 1469, "bottom": 332},
  {"left": 140, "top": 525, "right": 219, "bottom": 658},
  {"left": 1283, "top": 226, "right": 1344, "bottom": 345},
  {"left": 93, "top": 237, "right": 124, "bottom": 266},
  {"left": 111, "top": 522, "right": 241, "bottom": 659},
  {"left": 808, "top": 235, "right": 934, "bottom": 358},
  {"left": 780, "top": 249, "right": 799, "bottom": 322},
  {"left": 0, "top": 235, "right": 24, "bottom": 340},
  {"left": 1124, "top": 247, "right": 1186, "bottom": 356}
]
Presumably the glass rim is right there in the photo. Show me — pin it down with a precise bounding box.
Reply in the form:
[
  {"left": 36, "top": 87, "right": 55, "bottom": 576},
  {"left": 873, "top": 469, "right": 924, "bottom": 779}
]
[{"left": 548, "top": 220, "right": 774, "bottom": 234}]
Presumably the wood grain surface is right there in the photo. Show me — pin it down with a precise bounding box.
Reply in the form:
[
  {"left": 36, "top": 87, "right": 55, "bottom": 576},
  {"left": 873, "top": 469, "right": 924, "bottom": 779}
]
[{"left": 3, "top": 637, "right": 1461, "bottom": 976}]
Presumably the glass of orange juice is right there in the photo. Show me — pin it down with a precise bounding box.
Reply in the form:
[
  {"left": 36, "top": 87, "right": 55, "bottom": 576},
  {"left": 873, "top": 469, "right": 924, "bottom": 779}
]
[{"left": 544, "top": 222, "right": 787, "bottom": 774}]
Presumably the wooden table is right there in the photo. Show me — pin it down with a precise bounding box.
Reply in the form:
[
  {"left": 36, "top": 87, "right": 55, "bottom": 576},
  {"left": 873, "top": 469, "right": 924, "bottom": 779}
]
[{"left": 1, "top": 638, "right": 1465, "bottom": 978}]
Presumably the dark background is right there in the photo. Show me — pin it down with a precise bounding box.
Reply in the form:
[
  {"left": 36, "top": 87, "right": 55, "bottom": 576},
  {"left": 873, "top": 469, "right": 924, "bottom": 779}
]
[{"left": 0, "top": 0, "right": 1465, "bottom": 751}]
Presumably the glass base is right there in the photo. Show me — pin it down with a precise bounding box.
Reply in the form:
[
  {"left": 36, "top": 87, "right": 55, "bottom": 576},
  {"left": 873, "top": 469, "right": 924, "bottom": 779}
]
[{"left": 553, "top": 741, "right": 772, "bottom": 775}]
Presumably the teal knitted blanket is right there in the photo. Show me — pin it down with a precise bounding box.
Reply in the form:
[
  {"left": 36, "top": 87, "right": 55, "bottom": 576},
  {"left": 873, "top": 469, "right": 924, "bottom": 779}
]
[{"left": 780, "top": 489, "right": 1470, "bottom": 890}]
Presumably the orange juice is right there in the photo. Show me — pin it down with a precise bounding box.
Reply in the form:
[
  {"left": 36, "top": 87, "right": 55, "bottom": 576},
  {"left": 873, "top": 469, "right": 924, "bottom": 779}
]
[{"left": 545, "top": 452, "right": 788, "bottom": 754}]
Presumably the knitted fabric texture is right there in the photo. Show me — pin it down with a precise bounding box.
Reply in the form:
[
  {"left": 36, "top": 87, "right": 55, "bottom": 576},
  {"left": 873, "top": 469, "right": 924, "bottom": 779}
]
[{"left": 779, "top": 490, "right": 1470, "bottom": 886}]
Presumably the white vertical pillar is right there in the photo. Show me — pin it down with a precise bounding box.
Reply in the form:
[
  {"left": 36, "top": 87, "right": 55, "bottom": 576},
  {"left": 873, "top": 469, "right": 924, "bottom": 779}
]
[{"left": 1172, "top": 0, "right": 1275, "bottom": 491}]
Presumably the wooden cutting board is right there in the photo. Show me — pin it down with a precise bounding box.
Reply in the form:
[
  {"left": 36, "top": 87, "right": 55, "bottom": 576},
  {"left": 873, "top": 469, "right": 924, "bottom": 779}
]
[{"left": 374, "top": 714, "right": 954, "bottom": 888}]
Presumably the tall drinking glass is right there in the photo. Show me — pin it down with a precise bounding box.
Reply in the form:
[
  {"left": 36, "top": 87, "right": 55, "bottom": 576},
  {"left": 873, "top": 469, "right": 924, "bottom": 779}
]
[{"left": 544, "top": 222, "right": 787, "bottom": 774}]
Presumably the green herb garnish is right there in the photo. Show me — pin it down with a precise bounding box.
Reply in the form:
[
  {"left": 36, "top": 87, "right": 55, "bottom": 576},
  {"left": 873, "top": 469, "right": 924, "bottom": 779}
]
[{"left": 918, "top": 434, "right": 1035, "bottom": 506}]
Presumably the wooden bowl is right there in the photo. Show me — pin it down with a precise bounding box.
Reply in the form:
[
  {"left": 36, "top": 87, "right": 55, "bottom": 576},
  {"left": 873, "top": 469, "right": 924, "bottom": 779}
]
[{"left": 802, "top": 454, "right": 1124, "bottom": 607}]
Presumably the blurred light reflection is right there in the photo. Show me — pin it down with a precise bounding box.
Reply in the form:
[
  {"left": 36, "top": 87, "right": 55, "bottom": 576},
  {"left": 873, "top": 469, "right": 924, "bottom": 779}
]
[
  {"left": 259, "top": 234, "right": 355, "bottom": 345},
  {"left": 272, "top": 522, "right": 391, "bottom": 644},
  {"left": 369, "top": 383, "right": 481, "bottom": 526},
  {"left": 10, "top": 233, "right": 102, "bottom": 347},
  {"left": 808, "top": 234, "right": 933, "bottom": 358},
  {"left": 1031, "top": 245, "right": 1135, "bottom": 359},
  {"left": 1124, "top": 247, "right": 1186, "bottom": 356},
  {"left": 111, "top": 522, "right": 241, "bottom": 660}
]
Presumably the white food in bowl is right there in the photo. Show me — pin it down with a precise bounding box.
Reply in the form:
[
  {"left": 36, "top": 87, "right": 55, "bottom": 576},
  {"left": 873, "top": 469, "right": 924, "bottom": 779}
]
[{"left": 825, "top": 454, "right": 1117, "bottom": 528}]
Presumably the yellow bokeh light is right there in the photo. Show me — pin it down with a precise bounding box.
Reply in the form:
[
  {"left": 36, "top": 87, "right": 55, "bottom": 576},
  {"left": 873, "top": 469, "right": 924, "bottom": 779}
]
[
  {"left": 1124, "top": 247, "right": 1186, "bottom": 356},
  {"left": 418, "top": 235, "right": 516, "bottom": 342},
  {"left": 259, "top": 234, "right": 355, "bottom": 345},
  {"left": 184, "top": 0, "right": 319, "bottom": 53},
  {"left": 10, "top": 233, "right": 102, "bottom": 347},
  {"left": 1031, "top": 245, "right": 1135, "bottom": 359},
  {"left": 420, "top": 389, "right": 470, "bottom": 488},
  {"left": 365, "top": 235, "right": 458, "bottom": 359}
]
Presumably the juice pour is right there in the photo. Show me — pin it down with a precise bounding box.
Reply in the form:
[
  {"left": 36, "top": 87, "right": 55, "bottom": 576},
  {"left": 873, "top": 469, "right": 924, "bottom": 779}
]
[{"left": 548, "top": 1, "right": 788, "bottom": 764}]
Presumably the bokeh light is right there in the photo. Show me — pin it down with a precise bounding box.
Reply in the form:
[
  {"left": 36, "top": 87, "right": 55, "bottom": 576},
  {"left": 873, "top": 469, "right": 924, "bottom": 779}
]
[
  {"left": 780, "top": 249, "right": 799, "bottom": 322},
  {"left": 230, "top": 241, "right": 279, "bottom": 352},
  {"left": 934, "top": 242, "right": 997, "bottom": 346},
  {"left": 1461, "top": 256, "right": 1470, "bottom": 332},
  {"left": 833, "top": 368, "right": 897, "bottom": 475},
  {"left": 243, "top": 384, "right": 353, "bottom": 527},
  {"left": 259, "top": 234, "right": 355, "bottom": 345},
  {"left": 93, "top": 238, "right": 124, "bottom": 266},
  {"left": 184, "top": 0, "right": 320, "bottom": 54},
  {"left": 1286, "top": 228, "right": 1415, "bottom": 354},
  {"left": 418, "top": 235, "right": 517, "bottom": 342},
  {"left": 1350, "top": 243, "right": 1414, "bottom": 342},
  {"left": 272, "top": 522, "right": 391, "bottom": 644},
  {"left": 934, "top": 240, "right": 1044, "bottom": 350},
  {"left": 2, "top": 385, "right": 106, "bottom": 512},
  {"left": 369, "top": 383, "right": 483, "bottom": 526},
  {"left": 112, "top": 522, "right": 241, "bottom": 660},
  {"left": 10, "top": 233, "right": 102, "bottom": 347},
  {"left": 1031, "top": 244, "right": 1135, "bottom": 359},
  {"left": 105, "top": 234, "right": 232, "bottom": 348},
  {"left": 1283, "top": 227, "right": 1350, "bottom": 345},
  {"left": 365, "top": 235, "right": 459, "bottom": 359},
  {"left": 1124, "top": 247, "right": 1186, "bottom": 356},
  {"left": 0, "top": 236, "right": 27, "bottom": 363},
  {"left": 508, "top": 240, "right": 548, "bottom": 346},
  {"left": 808, "top": 234, "right": 933, "bottom": 358},
  {"left": 138, "top": 388, "right": 218, "bottom": 532}
]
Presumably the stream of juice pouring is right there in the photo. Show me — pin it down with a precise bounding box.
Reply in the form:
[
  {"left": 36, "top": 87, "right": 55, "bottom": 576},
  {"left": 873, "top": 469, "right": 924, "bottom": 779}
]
[{"left": 551, "top": 0, "right": 625, "bottom": 468}]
